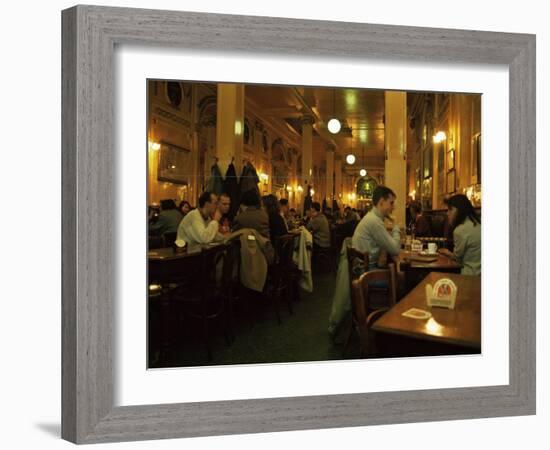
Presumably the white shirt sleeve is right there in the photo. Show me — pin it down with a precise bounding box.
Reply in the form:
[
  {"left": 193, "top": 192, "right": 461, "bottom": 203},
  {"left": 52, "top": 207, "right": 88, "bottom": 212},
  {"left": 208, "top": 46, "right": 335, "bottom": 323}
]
[{"left": 184, "top": 211, "right": 219, "bottom": 244}]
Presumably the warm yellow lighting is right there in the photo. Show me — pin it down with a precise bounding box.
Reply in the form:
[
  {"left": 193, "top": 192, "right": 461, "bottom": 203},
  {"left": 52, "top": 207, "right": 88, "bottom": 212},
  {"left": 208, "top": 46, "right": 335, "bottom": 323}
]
[
  {"left": 346, "top": 154, "right": 356, "bottom": 165},
  {"left": 171, "top": 165, "right": 176, "bottom": 169},
  {"left": 345, "top": 90, "right": 357, "bottom": 109},
  {"left": 234, "top": 120, "right": 242, "bottom": 135},
  {"left": 433, "top": 131, "right": 447, "bottom": 143},
  {"left": 425, "top": 318, "right": 444, "bottom": 336},
  {"left": 149, "top": 284, "right": 161, "bottom": 291},
  {"left": 286, "top": 185, "right": 293, "bottom": 192},
  {"left": 148, "top": 141, "right": 161, "bottom": 151},
  {"left": 259, "top": 172, "right": 269, "bottom": 183},
  {"left": 310, "top": 189, "right": 315, "bottom": 196},
  {"left": 410, "top": 189, "right": 416, "bottom": 200},
  {"left": 297, "top": 185, "right": 304, "bottom": 193},
  {"left": 359, "top": 168, "right": 367, "bottom": 177},
  {"left": 327, "top": 118, "right": 341, "bottom": 134},
  {"left": 358, "top": 129, "right": 367, "bottom": 143}
]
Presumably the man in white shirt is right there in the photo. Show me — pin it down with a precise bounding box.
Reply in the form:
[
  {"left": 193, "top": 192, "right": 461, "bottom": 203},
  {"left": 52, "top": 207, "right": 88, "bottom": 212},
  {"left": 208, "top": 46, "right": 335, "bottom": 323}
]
[{"left": 176, "top": 191, "right": 222, "bottom": 246}]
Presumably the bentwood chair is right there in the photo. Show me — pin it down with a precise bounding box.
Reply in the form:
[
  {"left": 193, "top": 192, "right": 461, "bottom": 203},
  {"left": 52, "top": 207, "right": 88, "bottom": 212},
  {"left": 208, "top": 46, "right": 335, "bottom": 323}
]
[
  {"left": 266, "top": 234, "right": 296, "bottom": 324},
  {"left": 344, "top": 262, "right": 397, "bottom": 358}
]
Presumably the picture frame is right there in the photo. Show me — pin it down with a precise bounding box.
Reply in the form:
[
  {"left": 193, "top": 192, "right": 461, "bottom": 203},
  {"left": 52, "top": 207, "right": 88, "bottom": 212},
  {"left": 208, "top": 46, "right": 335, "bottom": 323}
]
[
  {"left": 157, "top": 141, "right": 191, "bottom": 185},
  {"left": 62, "top": 5, "right": 536, "bottom": 444}
]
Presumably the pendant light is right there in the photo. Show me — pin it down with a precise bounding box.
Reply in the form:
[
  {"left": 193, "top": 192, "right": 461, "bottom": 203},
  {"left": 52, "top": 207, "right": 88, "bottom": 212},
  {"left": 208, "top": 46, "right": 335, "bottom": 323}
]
[
  {"left": 328, "top": 88, "right": 341, "bottom": 134},
  {"left": 346, "top": 134, "right": 355, "bottom": 165},
  {"left": 359, "top": 145, "right": 367, "bottom": 177}
]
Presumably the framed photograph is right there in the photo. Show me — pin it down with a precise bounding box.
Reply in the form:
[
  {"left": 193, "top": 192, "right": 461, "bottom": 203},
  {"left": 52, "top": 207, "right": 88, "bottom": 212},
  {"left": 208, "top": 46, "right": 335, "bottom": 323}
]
[
  {"left": 157, "top": 142, "right": 191, "bottom": 185},
  {"left": 62, "top": 5, "right": 535, "bottom": 444}
]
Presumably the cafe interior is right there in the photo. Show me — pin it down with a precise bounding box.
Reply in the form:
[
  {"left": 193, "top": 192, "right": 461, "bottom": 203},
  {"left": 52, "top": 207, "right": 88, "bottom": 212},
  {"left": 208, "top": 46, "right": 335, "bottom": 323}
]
[{"left": 147, "top": 80, "right": 482, "bottom": 368}]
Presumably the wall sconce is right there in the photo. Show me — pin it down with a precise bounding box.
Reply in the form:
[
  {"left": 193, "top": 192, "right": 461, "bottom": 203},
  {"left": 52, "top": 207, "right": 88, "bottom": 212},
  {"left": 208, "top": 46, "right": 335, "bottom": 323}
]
[
  {"left": 259, "top": 173, "right": 269, "bottom": 184},
  {"left": 148, "top": 141, "right": 161, "bottom": 151},
  {"left": 433, "top": 131, "right": 447, "bottom": 143},
  {"left": 297, "top": 185, "right": 304, "bottom": 193}
]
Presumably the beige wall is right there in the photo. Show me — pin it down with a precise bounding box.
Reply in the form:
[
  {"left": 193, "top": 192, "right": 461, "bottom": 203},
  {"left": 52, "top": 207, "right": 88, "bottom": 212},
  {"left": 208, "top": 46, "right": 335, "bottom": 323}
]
[{"left": 407, "top": 92, "right": 482, "bottom": 210}]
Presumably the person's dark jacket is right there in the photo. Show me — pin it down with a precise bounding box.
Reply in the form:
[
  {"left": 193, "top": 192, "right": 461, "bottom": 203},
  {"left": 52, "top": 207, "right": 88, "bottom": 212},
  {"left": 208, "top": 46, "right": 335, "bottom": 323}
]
[
  {"left": 239, "top": 162, "right": 260, "bottom": 199},
  {"left": 413, "top": 214, "right": 431, "bottom": 237},
  {"left": 206, "top": 163, "right": 223, "bottom": 195},
  {"left": 268, "top": 213, "right": 288, "bottom": 240},
  {"left": 223, "top": 162, "right": 240, "bottom": 219}
]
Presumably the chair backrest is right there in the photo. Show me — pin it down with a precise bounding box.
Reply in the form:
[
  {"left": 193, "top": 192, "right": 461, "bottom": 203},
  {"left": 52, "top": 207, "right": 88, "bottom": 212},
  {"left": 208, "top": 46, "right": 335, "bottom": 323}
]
[
  {"left": 346, "top": 245, "right": 369, "bottom": 280},
  {"left": 200, "top": 243, "right": 228, "bottom": 294},
  {"left": 351, "top": 263, "right": 397, "bottom": 326},
  {"left": 276, "top": 234, "right": 296, "bottom": 265},
  {"left": 272, "top": 234, "right": 296, "bottom": 281}
]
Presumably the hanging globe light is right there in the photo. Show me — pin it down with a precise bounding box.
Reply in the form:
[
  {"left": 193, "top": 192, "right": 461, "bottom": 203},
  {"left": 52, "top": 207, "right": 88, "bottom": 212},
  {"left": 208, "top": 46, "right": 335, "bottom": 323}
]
[
  {"left": 327, "top": 118, "right": 341, "bottom": 134},
  {"left": 346, "top": 154, "right": 356, "bottom": 165},
  {"left": 359, "top": 168, "right": 367, "bottom": 177}
]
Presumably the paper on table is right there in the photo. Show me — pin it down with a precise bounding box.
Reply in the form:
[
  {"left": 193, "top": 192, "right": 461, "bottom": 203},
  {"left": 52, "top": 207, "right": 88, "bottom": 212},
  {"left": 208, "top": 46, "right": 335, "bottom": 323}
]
[{"left": 402, "top": 308, "right": 432, "bottom": 320}]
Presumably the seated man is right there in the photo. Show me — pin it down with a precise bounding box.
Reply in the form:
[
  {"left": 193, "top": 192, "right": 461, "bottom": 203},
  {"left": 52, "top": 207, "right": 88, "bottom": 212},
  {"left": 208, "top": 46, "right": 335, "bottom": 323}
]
[
  {"left": 148, "top": 199, "right": 183, "bottom": 237},
  {"left": 351, "top": 185, "right": 401, "bottom": 272},
  {"left": 233, "top": 189, "right": 270, "bottom": 239},
  {"left": 217, "top": 192, "right": 232, "bottom": 235},
  {"left": 176, "top": 191, "right": 221, "bottom": 246},
  {"left": 307, "top": 202, "right": 331, "bottom": 249}
]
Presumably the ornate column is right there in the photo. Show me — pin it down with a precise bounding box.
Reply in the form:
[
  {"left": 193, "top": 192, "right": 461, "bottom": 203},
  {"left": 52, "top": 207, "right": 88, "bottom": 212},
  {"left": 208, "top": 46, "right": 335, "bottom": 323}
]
[
  {"left": 384, "top": 91, "right": 407, "bottom": 227},
  {"left": 301, "top": 115, "right": 314, "bottom": 213},
  {"left": 301, "top": 115, "right": 314, "bottom": 186},
  {"left": 216, "top": 83, "right": 244, "bottom": 176},
  {"left": 325, "top": 143, "right": 335, "bottom": 208},
  {"left": 335, "top": 155, "right": 343, "bottom": 208}
]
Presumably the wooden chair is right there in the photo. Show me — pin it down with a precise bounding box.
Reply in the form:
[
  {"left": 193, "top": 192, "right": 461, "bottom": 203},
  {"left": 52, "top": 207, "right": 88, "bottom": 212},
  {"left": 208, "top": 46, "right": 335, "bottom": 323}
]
[
  {"left": 174, "top": 243, "right": 233, "bottom": 360},
  {"left": 345, "top": 263, "right": 397, "bottom": 358},
  {"left": 266, "top": 234, "right": 296, "bottom": 324}
]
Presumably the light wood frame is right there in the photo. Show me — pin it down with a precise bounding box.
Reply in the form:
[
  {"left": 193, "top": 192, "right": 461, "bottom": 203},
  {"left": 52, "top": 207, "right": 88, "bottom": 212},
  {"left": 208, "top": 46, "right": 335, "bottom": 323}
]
[{"left": 62, "top": 5, "right": 536, "bottom": 443}]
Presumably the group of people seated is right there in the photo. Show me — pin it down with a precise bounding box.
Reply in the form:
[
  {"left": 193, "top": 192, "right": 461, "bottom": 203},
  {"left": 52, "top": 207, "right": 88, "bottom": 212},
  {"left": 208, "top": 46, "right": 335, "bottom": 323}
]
[
  {"left": 150, "top": 183, "right": 481, "bottom": 277},
  {"left": 149, "top": 188, "right": 334, "bottom": 253},
  {"left": 350, "top": 185, "right": 481, "bottom": 276}
]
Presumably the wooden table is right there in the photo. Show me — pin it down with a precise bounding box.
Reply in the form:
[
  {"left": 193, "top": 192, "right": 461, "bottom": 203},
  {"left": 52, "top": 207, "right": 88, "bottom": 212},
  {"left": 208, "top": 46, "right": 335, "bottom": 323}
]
[
  {"left": 372, "top": 272, "right": 481, "bottom": 349},
  {"left": 148, "top": 243, "right": 221, "bottom": 283},
  {"left": 148, "top": 243, "right": 222, "bottom": 363},
  {"left": 394, "top": 251, "right": 462, "bottom": 293},
  {"left": 394, "top": 251, "right": 462, "bottom": 271}
]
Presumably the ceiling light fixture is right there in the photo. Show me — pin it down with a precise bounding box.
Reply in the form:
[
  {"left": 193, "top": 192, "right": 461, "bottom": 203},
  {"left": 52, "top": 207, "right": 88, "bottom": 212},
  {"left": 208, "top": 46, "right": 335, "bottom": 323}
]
[{"left": 328, "top": 88, "right": 341, "bottom": 134}]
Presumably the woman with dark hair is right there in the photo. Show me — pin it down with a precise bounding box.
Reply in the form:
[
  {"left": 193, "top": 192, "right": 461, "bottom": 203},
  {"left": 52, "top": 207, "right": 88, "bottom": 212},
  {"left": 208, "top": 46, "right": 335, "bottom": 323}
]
[
  {"left": 262, "top": 194, "right": 288, "bottom": 240},
  {"left": 439, "top": 194, "right": 481, "bottom": 275},
  {"left": 178, "top": 200, "right": 191, "bottom": 217},
  {"left": 408, "top": 200, "right": 431, "bottom": 237}
]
